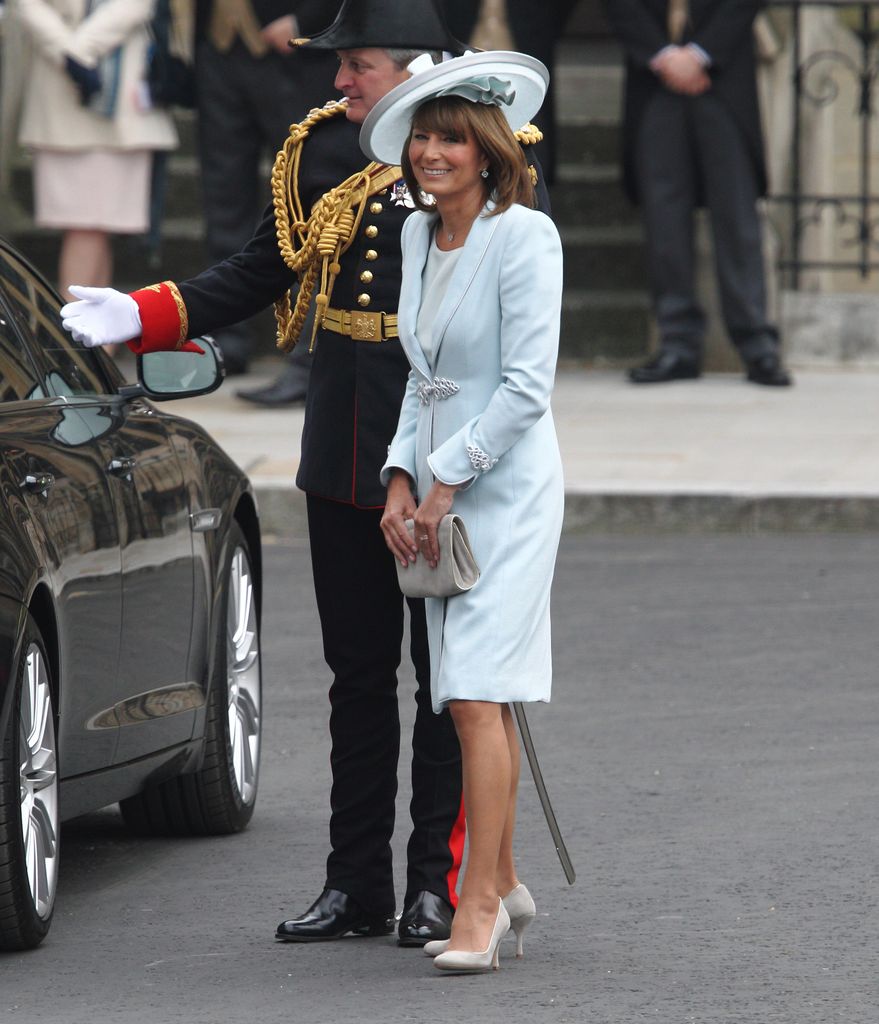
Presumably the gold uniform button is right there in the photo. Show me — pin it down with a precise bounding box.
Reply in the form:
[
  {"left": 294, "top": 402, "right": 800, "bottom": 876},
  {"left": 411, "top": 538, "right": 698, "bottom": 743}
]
[
  {"left": 365, "top": 249, "right": 378, "bottom": 261},
  {"left": 357, "top": 293, "right": 371, "bottom": 307},
  {"left": 360, "top": 270, "right": 374, "bottom": 284},
  {"left": 370, "top": 202, "right": 383, "bottom": 214},
  {"left": 365, "top": 225, "right": 379, "bottom": 239}
]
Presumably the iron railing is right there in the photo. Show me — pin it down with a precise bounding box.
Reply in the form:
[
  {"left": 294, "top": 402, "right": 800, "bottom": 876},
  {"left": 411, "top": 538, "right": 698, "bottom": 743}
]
[{"left": 767, "top": 0, "right": 879, "bottom": 284}]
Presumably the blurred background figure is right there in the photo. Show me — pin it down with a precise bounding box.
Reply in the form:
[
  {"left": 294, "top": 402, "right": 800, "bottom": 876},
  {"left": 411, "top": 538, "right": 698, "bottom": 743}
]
[
  {"left": 443, "top": 0, "right": 577, "bottom": 185},
  {"left": 194, "top": 0, "right": 336, "bottom": 382},
  {"left": 606, "top": 0, "right": 791, "bottom": 386},
  {"left": 7, "top": 0, "right": 178, "bottom": 302}
]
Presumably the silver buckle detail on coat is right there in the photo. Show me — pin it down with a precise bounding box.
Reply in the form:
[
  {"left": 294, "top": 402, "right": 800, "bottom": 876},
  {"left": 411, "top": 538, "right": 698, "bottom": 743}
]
[{"left": 417, "top": 377, "right": 460, "bottom": 404}]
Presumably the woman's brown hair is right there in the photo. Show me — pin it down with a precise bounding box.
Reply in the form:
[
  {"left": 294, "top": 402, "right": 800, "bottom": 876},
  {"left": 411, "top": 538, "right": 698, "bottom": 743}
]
[{"left": 400, "top": 95, "right": 537, "bottom": 216}]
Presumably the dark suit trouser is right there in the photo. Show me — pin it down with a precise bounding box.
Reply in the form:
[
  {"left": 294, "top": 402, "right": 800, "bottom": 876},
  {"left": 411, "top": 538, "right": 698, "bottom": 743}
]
[
  {"left": 306, "top": 495, "right": 464, "bottom": 915},
  {"left": 635, "top": 90, "right": 777, "bottom": 362}
]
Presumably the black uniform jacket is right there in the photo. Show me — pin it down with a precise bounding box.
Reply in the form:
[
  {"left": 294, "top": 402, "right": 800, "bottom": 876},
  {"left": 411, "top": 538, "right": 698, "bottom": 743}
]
[
  {"left": 606, "top": 0, "right": 767, "bottom": 205},
  {"left": 179, "top": 110, "right": 551, "bottom": 509}
]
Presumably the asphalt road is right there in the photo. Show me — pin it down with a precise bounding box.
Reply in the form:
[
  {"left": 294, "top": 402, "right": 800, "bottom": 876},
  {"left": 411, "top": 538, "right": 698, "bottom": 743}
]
[{"left": 2, "top": 534, "right": 876, "bottom": 1024}]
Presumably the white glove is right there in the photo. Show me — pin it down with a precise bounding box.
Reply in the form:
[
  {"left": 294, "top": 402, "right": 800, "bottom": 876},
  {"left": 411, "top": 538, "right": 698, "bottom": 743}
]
[{"left": 60, "top": 286, "right": 142, "bottom": 347}]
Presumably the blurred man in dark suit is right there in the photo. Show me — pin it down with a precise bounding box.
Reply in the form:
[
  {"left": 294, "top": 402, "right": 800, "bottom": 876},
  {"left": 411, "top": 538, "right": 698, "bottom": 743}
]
[{"left": 607, "top": 0, "right": 791, "bottom": 385}]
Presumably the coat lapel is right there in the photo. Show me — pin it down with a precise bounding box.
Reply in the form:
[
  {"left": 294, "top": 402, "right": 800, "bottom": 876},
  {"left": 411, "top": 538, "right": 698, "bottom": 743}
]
[
  {"left": 431, "top": 202, "right": 502, "bottom": 366},
  {"left": 397, "top": 213, "right": 433, "bottom": 379},
  {"left": 398, "top": 203, "right": 503, "bottom": 374}
]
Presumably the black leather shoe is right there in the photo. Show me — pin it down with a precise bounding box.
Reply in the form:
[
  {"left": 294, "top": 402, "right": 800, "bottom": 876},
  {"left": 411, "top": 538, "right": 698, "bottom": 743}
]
[
  {"left": 628, "top": 350, "right": 701, "bottom": 384},
  {"left": 397, "top": 890, "right": 453, "bottom": 947},
  {"left": 275, "top": 888, "right": 395, "bottom": 942},
  {"left": 745, "top": 353, "right": 793, "bottom": 387},
  {"left": 237, "top": 363, "right": 309, "bottom": 406}
]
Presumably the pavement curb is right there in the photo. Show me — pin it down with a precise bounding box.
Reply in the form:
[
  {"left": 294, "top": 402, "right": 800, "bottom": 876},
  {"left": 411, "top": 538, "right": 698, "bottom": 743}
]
[{"left": 252, "top": 483, "right": 879, "bottom": 538}]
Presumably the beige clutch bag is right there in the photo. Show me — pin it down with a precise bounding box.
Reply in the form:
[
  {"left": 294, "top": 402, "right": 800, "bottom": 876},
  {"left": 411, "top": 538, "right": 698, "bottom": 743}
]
[{"left": 396, "top": 514, "right": 481, "bottom": 598}]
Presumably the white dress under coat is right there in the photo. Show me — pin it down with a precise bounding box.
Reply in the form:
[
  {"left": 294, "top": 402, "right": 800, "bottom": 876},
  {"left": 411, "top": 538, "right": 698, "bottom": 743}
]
[{"left": 381, "top": 202, "right": 565, "bottom": 714}]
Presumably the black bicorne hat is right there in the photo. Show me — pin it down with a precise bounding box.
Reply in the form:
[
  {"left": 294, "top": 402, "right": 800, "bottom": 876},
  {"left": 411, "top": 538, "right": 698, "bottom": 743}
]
[{"left": 294, "top": 0, "right": 467, "bottom": 54}]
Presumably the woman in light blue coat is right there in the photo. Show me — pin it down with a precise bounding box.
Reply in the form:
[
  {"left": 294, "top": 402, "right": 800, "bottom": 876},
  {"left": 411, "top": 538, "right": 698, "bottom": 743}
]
[{"left": 362, "top": 52, "right": 564, "bottom": 974}]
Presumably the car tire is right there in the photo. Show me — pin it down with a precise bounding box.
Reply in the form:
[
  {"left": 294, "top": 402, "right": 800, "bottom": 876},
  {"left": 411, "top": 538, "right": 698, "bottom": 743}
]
[
  {"left": 0, "top": 615, "right": 59, "bottom": 951},
  {"left": 120, "top": 522, "right": 261, "bottom": 836}
]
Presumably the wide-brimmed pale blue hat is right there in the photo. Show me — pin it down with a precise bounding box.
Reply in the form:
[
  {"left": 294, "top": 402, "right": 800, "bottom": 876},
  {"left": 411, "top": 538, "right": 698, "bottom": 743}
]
[{"left": 360, "top": 50, "right": 549, "bottom": 165}]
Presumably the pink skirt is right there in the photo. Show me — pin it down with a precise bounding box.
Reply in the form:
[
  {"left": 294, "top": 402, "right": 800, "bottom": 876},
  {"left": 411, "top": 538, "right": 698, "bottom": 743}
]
[{"left": 33, "top": 149, "right": 152, "bottom": 233}]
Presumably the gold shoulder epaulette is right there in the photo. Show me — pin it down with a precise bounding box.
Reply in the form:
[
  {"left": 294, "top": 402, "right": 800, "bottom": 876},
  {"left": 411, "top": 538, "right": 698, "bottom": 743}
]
[
  {"left": 285, "top": 99, "right": 348, "bottom": 147},
  {"left": 515, "top": 122, "right": 544, "bottom": 146},
  {"left": 270, "top": 100, "right": 400, "bottom": 353}
]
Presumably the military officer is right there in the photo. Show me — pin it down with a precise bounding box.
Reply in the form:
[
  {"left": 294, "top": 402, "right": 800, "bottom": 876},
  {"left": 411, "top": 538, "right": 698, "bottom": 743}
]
[{"left": 60, "top": 0, "right": 549, "bottom": 947}]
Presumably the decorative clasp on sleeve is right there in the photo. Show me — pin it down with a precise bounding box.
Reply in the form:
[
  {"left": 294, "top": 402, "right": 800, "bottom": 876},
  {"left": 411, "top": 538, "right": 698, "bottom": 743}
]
[
  {"left": 466, "top": 444, "right": 497, "bottom": 472},
  {"left": 417, "top": 377, "right": 460, "bottom": 405}
]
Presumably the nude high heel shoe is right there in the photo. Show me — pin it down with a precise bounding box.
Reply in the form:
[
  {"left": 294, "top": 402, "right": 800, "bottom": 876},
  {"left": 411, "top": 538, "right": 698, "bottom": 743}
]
[
  {"left": 503, "top": 882, "right": 536, "bottom": 958},
  {"left": 433, "top": 901, "right": 510, "bottom": 973},
  {"left": 424, "top": 883, "right": 537, "bottom": 958}
]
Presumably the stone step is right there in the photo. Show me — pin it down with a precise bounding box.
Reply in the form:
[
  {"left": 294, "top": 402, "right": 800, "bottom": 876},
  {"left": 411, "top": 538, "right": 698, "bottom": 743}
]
[
  {"left": 551, "top": 162, "right": 634, "bottom": 226},
  {"left": 560, "top": 289, "right": 651, "bottom": 363},
  {"left": 556, "top": 122, "right": 621, "bottom": 167},
  {"left": 559, "top": 224, "right": 649, "bottom": 291}
]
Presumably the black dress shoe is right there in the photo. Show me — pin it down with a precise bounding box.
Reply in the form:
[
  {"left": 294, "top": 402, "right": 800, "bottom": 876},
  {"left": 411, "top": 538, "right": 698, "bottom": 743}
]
[
  {"left": 745, "top": 353, "right": 793, "bottom": 387},
  {"left": 397, "top": 890, "right": 453, "bottom": 947},
  {"left": 275, "top": 888, "right": 395, "bottom": 942},
  {"left": 628, "top": 350, "right": 701, "bottom": 384}
]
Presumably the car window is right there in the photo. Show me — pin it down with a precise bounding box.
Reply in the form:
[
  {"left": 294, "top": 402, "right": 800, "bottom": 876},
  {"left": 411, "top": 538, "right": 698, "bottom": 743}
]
[
  {"left": 0, "top": 282, "right": 51, "bottom": 403},
  {"left": 0, "top": 246, "right": 113, "bottom": 398}
]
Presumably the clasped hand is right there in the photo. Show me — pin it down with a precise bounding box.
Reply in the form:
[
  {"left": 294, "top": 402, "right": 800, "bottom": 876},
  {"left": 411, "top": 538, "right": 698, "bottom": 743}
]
[
  {"left": 651, "top": 46, "right": 711, "bottom": 96},
  {"left": 381, "top": 471, "right": 458, "bottom": 570}
]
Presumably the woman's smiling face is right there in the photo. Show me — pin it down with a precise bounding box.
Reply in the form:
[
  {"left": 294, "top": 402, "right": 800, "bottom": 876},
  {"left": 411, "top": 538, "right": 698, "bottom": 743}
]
[{"left": 408, "top": 126, "right": 488, "bottom": 204}]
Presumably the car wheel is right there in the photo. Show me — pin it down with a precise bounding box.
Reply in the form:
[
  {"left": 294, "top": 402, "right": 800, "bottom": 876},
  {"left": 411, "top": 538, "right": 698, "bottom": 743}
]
[
  {"left": 0, "top": 616, "right": 59, "bottom": 950},
  {"left": 120, "top": 522, "right": 261, "bottom": 835}
]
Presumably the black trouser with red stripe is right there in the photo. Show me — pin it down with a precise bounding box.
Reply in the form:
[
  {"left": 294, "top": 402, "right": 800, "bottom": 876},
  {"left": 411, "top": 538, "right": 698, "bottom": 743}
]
[{"left": 306, "top": 495, "right": 464, "bottom": 916}]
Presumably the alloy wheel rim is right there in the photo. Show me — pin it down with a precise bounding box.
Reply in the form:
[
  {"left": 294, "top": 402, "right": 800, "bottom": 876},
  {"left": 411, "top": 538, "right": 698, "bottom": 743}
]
[
  {"left": 19, "top": 643, "right": 59, "bottom": 920},
  {"left": 226, "top": 547, "right": 260, "bottom": 804}
]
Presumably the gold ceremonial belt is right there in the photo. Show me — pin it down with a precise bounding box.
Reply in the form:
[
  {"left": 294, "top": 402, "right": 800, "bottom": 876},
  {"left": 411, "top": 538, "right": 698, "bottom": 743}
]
[{"left": 321, "top": 307, "right": 399, "bottom": 343}]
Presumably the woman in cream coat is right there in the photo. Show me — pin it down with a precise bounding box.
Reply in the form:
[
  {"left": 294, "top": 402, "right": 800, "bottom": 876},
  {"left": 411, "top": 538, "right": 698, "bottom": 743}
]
[
  {"left": 366, "top": 53, "right": 564, "bottom": 973},
  {"left": 10, "top": 0, "right": 177, "bottom": 297}
]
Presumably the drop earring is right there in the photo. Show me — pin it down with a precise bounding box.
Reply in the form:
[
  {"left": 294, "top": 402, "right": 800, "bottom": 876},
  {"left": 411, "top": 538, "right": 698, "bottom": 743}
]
[{"left": 480, "top": 168, "right": 489, "bottom": 179}]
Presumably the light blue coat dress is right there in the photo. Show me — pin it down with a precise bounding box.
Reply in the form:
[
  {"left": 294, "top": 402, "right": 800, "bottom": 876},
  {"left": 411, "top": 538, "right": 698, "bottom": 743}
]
[{"left": 381, "top": 202, "right": 565, "bottom": 714}]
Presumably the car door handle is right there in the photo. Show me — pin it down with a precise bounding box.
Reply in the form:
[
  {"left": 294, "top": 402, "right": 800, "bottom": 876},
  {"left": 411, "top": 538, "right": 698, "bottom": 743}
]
[
  {"left": 21, "top": 473, "right": 55, "bottom": 497},
  {"left": 107, "top": 456, "right": 137, "bottom": 478}
]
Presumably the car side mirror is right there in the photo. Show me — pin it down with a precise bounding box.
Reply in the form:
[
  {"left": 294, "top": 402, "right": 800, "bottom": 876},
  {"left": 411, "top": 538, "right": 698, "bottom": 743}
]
[{"left": 119, "top": 336, "right": 225, "bottom": 401}]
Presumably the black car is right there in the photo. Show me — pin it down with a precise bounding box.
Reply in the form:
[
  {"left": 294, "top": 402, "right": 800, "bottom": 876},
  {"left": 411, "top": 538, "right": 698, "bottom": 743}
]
[{"left": 0, "top": 238, "right": 262, "bottom": 951}]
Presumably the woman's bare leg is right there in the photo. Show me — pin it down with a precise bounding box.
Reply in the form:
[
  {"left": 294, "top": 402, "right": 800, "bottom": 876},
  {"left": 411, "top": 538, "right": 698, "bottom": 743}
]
[
  {"left": 58, "top": 229, "right": 112, "bottom": 301},
  {"left": 495, "top": 702, "right": 521, "bottom": 897},
  {"left": 448, "top": 699, "right": 510, "bottom": 952}
]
